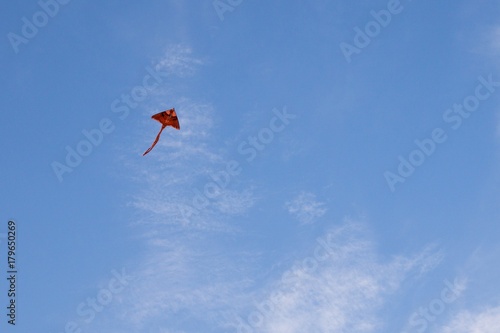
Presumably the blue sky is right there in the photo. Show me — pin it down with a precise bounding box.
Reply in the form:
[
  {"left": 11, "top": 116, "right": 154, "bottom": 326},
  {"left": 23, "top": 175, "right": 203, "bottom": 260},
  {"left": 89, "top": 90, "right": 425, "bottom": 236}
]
[{"left": 1, "top": 0, "right": 500, "bottom": 332}]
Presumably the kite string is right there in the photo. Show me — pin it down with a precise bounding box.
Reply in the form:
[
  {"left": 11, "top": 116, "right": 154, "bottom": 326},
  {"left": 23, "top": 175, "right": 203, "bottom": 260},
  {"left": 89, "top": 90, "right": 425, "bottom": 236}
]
[{"left": 143, "top": 125, "right": 167, "bottom": 156}]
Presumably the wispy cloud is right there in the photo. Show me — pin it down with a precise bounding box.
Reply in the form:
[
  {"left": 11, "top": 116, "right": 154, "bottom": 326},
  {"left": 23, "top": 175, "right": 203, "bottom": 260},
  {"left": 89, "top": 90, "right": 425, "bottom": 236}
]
[
  {"left": 285, "top": 191, "right": 327, "bottom": 224},
  {"left": 438, "top": 306, "right": 500, "bottom": 333},
  {"left": 154, "top": 44, "right": 205, "bottom": 78},
  {"left": 113, "top": 243, "right": 254, "bottom": 329},
  {"left": 214, "top": 188, "right": 257, "bottom": 215},
  {"left": 226, "top": 222, "right": 444, "bottom": 333},
  {"left": 86, "top": 238, "right": 258, "bottom": 332},
  {"left": 90, "top": 219, "right": 444, "bottom": 333}
]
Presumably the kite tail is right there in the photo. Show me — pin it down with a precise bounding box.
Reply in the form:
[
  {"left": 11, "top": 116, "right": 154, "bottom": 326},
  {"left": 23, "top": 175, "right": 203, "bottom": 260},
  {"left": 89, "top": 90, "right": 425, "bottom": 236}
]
[{"left": 143, "top": 125, "right": 166, "bottom": 156}]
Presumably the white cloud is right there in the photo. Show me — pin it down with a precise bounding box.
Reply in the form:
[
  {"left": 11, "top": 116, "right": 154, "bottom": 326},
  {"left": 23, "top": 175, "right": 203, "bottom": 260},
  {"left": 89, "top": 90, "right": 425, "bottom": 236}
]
[
  {"left": 115, "top": 245, "right": 245, "bottom": 327},
  {"left": 154, "top": 44, "right": 204, "bottom": 78},
  {"left": 86, "top": 239, "right": 257, "bottom": 332},
  {"left": 88, "top": 220, "right": 444, "bottom": 333},
  {"left": 438, "top": 306, "right": 500, "bottom": 333},
  {"left": 214, "top": 188, "right": 257, "bottom": 215},
  {"left": 285, "top": 191, "right": 327, "bottom": 224},
  {"left": 227, "top": 222, "right": 444, "bottom": 333}
]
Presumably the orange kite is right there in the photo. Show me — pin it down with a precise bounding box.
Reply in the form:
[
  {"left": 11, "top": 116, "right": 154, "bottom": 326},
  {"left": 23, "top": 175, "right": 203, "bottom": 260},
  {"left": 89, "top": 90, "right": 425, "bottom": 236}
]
[{"left": 143, "top": 108, "right": 180, "bottom": 156}]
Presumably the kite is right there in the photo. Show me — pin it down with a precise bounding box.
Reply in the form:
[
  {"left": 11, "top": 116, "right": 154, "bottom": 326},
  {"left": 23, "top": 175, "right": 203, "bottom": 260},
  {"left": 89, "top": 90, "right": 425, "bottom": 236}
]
[{"left": 143, "top": 108, "right": 180, "bottom": 156}]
